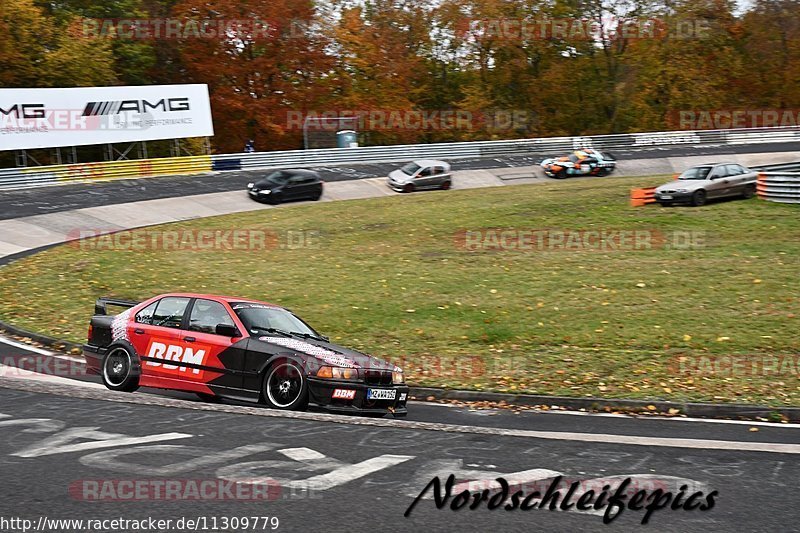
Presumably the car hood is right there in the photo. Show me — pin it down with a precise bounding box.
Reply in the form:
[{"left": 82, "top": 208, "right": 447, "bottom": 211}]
[
  {"left": 388, "top": 169, "right": 412, "bottom": 183},
  {"left": 250, "top": 335, "right": 400, "bottom": 372},
  {"left": 656, "top": 180, "right": 706, "bottom": 192}
]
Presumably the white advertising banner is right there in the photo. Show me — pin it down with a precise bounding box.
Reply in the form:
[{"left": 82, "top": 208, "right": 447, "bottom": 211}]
[{"left": 0, "top": 84, "right": 214, "bottom": 151}]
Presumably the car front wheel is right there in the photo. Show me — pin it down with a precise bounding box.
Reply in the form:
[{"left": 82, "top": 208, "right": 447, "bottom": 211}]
[
  {"left": 690, "top": 190, "right": 707, "bottom": 207},
  {"left": 101, "top": 346, "right": 140, "bottom": 392},
  {"left": 403, "top": 183, "right": 415, "bottom": 193},
  {"left": 262, "top": 360, "right": 309, "bottom": 411}
]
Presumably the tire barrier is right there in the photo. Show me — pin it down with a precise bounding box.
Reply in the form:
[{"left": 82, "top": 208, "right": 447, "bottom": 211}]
[
  {"left": 757, "top": 172, "right": 800, "bottom": 204},
  {"left": 0, "top": 155, "right": 212, "bottom": 191},
  {"left": 630, "top": 187, "right": 657, "bottom": 206}
]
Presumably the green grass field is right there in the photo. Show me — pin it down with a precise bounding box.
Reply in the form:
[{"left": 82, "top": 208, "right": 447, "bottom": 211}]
[{"left": 1, "top": 175, "right": 798, "bottom": 406}]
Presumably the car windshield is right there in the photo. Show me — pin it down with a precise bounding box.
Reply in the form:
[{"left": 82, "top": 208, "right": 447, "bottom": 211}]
[
  {"left": 230, "top": 302, "right": 318, "bottom": 336},
  {"left": 400, "top": 162, "right": 421, "bottom": 176},
  {"left": 679, "top": 167, "right": 712, "bottom": 180},
  {"left": 265, "top": 171, "right": 290, "bottom": 184}
]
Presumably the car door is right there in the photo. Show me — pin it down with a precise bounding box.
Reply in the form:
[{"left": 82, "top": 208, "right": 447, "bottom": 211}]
[
  {"left": 727, "top": 164, "right": 752, "bottom": 195},
  {"left": 131, "top": 296, "right": 190, "bottom": 382},
  {"left": 415, "top": 166, "right": 435, "bottom": 188},
  {"left": 297, "top": 175, "right": 318, "bottom": 199},
  {"left": 182, "top": 298, "right": 247, "bottom": 390},
  {"left": 280, "top": 175, "right": 303, "bottom": 200},
  {"left": 429, "top": 165, "right": 448, "bottom": 187},
  {"left": 705, "top": 165, "right": 729, "bottom": 198}
]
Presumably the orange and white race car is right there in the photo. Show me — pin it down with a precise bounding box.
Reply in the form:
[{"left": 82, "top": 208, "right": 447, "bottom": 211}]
[{"left": 540, "top": 149, "right": 617, "bottom": 179}]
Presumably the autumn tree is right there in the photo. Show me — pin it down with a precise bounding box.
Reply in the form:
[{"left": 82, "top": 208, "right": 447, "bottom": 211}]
[{"left": 0, "top": 0, "right": 116, "bottom": 88}]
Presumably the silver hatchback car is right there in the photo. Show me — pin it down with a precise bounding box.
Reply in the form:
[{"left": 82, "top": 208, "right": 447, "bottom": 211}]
[
  {"left": 387, "top": 159, "right": 452, "bottom": 193},
  {"left": 654, "top": 162, "right": 758, "bottom": 207}
]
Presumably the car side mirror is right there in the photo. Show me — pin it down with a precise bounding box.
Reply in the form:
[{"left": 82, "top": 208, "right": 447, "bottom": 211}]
[{"left": 216, "top": 323, "right": 240, "bottom": 337}]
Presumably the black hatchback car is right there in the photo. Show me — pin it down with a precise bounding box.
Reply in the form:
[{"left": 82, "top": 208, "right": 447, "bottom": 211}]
[{"left": 247, "top": 169, "right": 324, "bottom": 204}]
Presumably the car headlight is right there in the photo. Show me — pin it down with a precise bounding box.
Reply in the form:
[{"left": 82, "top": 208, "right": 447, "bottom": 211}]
[
  {"left": 675, "top": 188, "right": 688, "bottom": 193},
  {"left": 392, "top": 370, "right": 404, "bottom": 384},
  {"left": 316, "top": 366, "right": 358, "bottom": 380},
  {"left": 247, "top": 182, "right": 254, "bottom": 189},
  {"left": 259, "top": 189, "right": 271, "bottom": 194}
]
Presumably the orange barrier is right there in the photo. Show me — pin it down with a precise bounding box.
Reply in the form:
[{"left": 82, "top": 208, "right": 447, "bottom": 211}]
[
  {"left": 630, "top": 187, "right": 657, "bottom": 207},
  {"left": 756, "top": 172, "right": 767, "bottom": 199}
]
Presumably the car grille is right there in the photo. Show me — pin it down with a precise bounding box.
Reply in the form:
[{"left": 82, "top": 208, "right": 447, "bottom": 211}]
[{"left": 364, "top": 370, "right": 393, "bottom": 385}]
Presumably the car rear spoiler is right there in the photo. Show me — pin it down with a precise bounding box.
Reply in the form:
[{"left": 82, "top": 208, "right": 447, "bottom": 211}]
[{"left": 95, "top": 297, "right": 140, "bottom": 316}]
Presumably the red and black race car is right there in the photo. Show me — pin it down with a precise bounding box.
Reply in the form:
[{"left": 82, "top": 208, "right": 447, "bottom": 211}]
[{"left": 84, "top": 293, "right": 409, "bottom": 417}]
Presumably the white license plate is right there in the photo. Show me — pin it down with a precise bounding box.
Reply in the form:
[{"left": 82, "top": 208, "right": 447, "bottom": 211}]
[
  {"left": 367, "top": 388, "right": 396, "bottom": 400},
  {"left": 660, "top": 195, "right": 673, "bottom": 200}
]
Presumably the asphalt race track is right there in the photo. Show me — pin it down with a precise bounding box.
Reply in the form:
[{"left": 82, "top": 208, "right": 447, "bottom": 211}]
[
  {"left": 1, "top": 140, "right": 798, "bottom": 221},
  {"left": 1, "top": 338, "right": 799, "bottom": 533}
]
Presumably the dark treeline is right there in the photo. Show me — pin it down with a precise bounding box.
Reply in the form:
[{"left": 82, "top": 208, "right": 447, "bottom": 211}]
[{"left": 1, "top": 0, "right": 799, "bottom": 155}]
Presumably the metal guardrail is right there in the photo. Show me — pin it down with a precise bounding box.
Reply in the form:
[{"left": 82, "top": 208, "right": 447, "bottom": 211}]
[
  {"left": 757, "top": 172, "right": 800, "bottom": 204},
  {"left": 214, "top": 127, "right": 800, "bottom": 171},
  {"left": 1, "top": 126, "right": 798, "bottom": 190},
  {"left": 0, "top": 156, "right": 212, "bottom": 191}
]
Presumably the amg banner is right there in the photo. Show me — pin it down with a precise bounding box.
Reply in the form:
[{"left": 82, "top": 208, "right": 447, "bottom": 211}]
[{"left": 0, "top": 84, "right": 214, "bottom": 151}]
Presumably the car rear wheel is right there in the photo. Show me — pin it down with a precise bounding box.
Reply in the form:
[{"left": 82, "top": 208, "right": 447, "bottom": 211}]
[
  {"left": 742, "top": 184, "right": 756, "bottom": 199},
  {"left": 690, "top": 190, "right": 707, "bottom": 207},
  {"left": 101, "top": 346, "right": 140, "bottom": 392},
  {"left": 403, "top": 183, "right": 415, "bottom": 193},
  {"left": 262, "top": 360, "right": 309, "bottom": 411}
]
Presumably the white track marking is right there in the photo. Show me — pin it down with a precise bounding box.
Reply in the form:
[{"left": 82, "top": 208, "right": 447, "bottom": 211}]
[
  {"left": 3, "top": 374, "right": 799, "bottom": 454},
  {"left": 2, "top": 336, "right": 799, "bottom": 450},
  {"left": 279, "top": 447, "right": 327, "bottom": 462},
  {"left": 0, "top": 363, "right": 103, "bottom": 389},
  {"left": 0, "top": 336, "right": 56, "bottom": 356},
  {"left": 284, "top": 454, "right": 415, "bottom": 491},
  {"left": 12, "top": 428, "right": 193, "bottom": 458},
  {"left": 410, "top": 402, "right": 800, "bottom": 429},
  {"left": 0, "top": 335, "right": 83, "bottom": 362}
]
